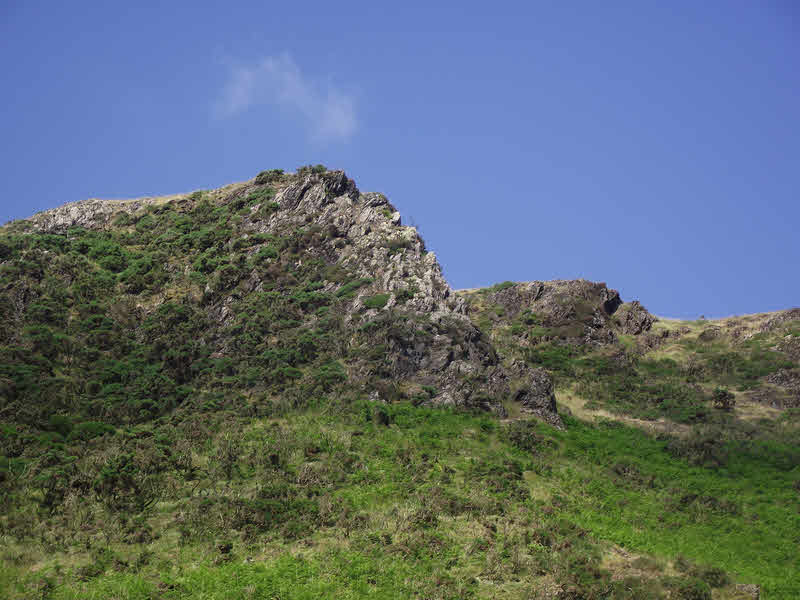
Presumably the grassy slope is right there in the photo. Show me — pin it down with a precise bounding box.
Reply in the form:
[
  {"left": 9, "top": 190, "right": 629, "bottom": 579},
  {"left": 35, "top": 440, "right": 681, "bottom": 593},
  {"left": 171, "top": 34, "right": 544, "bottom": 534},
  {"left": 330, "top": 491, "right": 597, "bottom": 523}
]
[{"left": 2, "top": 403, "right": 798, "bottom": 599}]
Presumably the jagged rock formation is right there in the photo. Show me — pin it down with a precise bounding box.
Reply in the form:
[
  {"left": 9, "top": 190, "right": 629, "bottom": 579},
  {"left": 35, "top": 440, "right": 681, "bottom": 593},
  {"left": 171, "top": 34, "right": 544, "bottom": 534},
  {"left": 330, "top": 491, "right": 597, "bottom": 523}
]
[
  {"left": 513, "top": 367, "right": 559, "bottom": 425},
  {"left": 459, "top": 279, "right": 655, "bottom": 350}
]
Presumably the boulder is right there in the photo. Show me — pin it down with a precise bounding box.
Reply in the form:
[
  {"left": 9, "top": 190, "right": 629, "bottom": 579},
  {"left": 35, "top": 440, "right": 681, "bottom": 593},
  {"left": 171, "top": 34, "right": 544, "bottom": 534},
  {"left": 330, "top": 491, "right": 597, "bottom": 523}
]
[
  {"left": 617, "top": 301, "right": 656, "bottom": 335},
  {"left": 514, "top": 368, "right": 561, "bottom": 426}
]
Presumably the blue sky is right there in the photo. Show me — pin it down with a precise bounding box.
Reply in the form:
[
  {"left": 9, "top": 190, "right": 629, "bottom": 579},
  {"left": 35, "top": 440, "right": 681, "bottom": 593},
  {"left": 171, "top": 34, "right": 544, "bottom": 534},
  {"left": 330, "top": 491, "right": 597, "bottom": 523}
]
[{"left": 1, "top": 1, "right": 798, "bottom": 318}]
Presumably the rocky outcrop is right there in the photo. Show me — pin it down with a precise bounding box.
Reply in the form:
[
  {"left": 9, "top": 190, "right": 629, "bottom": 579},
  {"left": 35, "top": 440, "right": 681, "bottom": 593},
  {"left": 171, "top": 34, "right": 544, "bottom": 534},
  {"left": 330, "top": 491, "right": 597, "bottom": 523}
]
[
  {"left": 513, "top": 368, "right": 560, "bottom": 426},
  {"left": 616, "top": 301, "right": 656, "bottom": 335},
  {"left": 760, "top": 308, "right": 800, "bottom": 333},
  {"left": 462, "top": 279, "right": 654, "bottom": 348},
  {"left": 766, "top": 369, "right": 800, "bottom": 396}
]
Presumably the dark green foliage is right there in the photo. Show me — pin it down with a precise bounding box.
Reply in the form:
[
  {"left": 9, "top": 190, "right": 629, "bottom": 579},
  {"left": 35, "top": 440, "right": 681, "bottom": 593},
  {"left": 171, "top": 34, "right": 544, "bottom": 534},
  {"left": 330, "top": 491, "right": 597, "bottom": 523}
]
[
  {"left": 311, "top": 361, "right": 348, "bottom": 391},
  {"left": 523, "top": 342, "right": 585, "bottom": 376},
  {"left": 94, "top": 453, "right": 162, "bottom": 513},
  {"left": 244, "top": 185, "right": 277, "bottom": 206},
  {"left": 683, "top": 338, "right": 794, "bottom": 390},
  {"left": 386, "top": 237, "right": 414, "bottom": 255},
  {"left": 47, "top": 414, "right": 72, "bottom": 438},
  {"left": 336, "top": 277, "right": 373, "bottom": 298},
  {"left": 67, "top": 421, "right": 116, "bottom": 442},
  {"left": 251, "top": 245, "right": 278, "bottom": 264},
  {"left": 395, "top": 287, "right": 416, "bottom": 304},
  {"left": 254, "top": 169, "right": 284, "bottom": 185},
  {"left": 119, "top": 253, "right": 168, "bottom": 293},
  {"left": 712, "top": 387, "right": 735, "bottom": 410},
  {"left": 113, "top": 212, "right": 135, "bottom": 226},
  {"left": 363, "top": 293, "right": 390, "bottom": 310},
  {"left": 488, "top": 280, "right": 515, "bottom": 292},
  {"left": 502, "top": 419, "right": 548, "bottom": 453},
  {"left": 231, "top": 232, "right": 273, "bottom": 250},
  {"left": 668, "top": 578, "right": 712, "bottom": 600},
  {"left": 296, "top": 164, "right": 327, "bottom": 176}
]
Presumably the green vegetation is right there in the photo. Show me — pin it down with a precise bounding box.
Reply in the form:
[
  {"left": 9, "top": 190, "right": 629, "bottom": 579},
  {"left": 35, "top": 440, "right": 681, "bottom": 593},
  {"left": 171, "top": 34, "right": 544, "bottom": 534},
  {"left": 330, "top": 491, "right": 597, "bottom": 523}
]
[
  {"left": 296, "top": 164, "right": 328, "bottom": 176},
  {"left": 2, "top": 170, "right": 798, "bottom": 598},
  {"left": 254, "top": 168, "right": 284, "bottom": 185},
  {"left": 488, "top": 280, "right": 516, "bottom": 293},
  {"left": 2, "top": 403, "right": 796, "bottom": 598},
  {"left": 363, "top": 293, "right": 390, "bottom": 310},
  {"left": 336, "top": 277, "right": 373, "bottom": 298}
]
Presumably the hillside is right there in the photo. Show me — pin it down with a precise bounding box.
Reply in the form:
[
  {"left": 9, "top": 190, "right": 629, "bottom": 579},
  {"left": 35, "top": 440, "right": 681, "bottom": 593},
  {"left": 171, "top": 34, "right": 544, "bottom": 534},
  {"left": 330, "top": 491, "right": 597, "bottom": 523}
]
[
  {"left": 1, "top": 167, "right": 798, "bottom": 599},
  {"left": 458, "top": 281, "right": 800, "bottom": 425}
]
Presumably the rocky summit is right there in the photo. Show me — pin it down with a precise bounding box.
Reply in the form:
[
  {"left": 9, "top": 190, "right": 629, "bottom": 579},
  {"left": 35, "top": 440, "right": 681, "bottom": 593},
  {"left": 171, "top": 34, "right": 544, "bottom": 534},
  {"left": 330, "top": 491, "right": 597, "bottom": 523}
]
[{"left": 1, "top": 166, "right": 798, "bottom": 599}]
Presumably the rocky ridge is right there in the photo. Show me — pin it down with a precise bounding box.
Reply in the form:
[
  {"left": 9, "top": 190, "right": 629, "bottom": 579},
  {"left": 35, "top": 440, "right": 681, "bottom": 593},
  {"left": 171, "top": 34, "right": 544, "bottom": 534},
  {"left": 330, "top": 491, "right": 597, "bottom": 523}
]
[{"left": 9, "top": 168, "right": 549, "bottom": 419}]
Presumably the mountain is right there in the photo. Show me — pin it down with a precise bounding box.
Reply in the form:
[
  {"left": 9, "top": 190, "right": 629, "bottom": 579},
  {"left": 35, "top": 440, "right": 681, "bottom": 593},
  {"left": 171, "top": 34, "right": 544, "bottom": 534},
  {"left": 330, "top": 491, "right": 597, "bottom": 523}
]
[{"left": 1, "top": 166, "right": 797, "bottom": 599}]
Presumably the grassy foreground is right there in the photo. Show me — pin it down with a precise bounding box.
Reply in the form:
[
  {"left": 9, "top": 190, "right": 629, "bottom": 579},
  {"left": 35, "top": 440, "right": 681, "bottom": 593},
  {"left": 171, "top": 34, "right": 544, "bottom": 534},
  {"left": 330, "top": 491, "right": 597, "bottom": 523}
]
[{"left": 2, "top": 401, "right": 797, "bottom": 599}]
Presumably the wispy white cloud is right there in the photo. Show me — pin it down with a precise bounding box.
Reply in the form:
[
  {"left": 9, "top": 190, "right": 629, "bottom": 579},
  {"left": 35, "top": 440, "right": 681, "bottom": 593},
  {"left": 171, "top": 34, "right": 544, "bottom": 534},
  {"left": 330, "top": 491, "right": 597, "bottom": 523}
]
[{"left": 215, "top": 53, "right": 357, "bottom": 143}]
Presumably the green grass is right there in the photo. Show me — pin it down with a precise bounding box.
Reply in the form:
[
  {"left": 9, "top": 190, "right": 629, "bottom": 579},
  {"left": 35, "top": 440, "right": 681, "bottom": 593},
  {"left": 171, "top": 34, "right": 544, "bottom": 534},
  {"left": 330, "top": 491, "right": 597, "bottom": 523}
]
[
  {"left": 3, "top": 404, "right": 797, "bottom": 599},
  {"left": 540, "top": 415, "right": 800, "bottom": 599},
  {"left": 46, "top": 553, "right": 438, "bottom": 600}
]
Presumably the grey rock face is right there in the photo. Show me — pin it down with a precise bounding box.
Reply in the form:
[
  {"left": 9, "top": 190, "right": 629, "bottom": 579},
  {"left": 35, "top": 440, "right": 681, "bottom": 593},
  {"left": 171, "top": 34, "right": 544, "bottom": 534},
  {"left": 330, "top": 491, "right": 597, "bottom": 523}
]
[
  {"left": 474, "top": 279, "right": 654, "bottom": 346},
  {"left": 766, "top": 369, "right": 800, "bottom": 395},
  {"left": 760, "top": 308, "right": 800, "bottom": 333},
  {"left": 734, "top": 584, "right": 760, "bottom": 600},
  {"left": 616, "top": 300, "right": 656, "bottom": 335},
  {"left": 513, "top": 368, "right": 560, "bottom": 426},
  {"left": 698, "top": 326, "right": 722, "bottom": 342}
]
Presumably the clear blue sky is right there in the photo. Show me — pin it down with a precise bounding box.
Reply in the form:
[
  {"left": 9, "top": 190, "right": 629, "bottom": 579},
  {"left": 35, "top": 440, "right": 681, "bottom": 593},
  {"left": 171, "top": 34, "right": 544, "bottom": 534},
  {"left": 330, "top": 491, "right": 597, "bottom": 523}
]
[{"left": 1, "top": 1, "right": 798, "bottom": 318}]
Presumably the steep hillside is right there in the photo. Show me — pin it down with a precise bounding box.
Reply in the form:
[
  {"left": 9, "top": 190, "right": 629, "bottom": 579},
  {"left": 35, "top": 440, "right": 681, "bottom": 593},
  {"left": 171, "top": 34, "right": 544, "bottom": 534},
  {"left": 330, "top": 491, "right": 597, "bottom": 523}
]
[
  {"left": 1, "top": 167, "right": 798, "bottom": 599},
  {"left": 1, "top": 166, "right": 536, "bottom": 428}
]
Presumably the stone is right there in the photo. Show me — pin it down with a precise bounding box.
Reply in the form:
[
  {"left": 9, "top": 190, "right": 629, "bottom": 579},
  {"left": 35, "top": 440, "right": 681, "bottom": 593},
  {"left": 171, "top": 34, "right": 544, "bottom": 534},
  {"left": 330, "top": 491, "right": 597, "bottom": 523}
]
[
  {"left": 734, "top": 583, "right": 760, "bottom": 599},
  {"left": 617, "top": 300, "right": 656, "bottom": 335},
  {"left": 513, "top": 368, "right": 561, "bottom": 426}
]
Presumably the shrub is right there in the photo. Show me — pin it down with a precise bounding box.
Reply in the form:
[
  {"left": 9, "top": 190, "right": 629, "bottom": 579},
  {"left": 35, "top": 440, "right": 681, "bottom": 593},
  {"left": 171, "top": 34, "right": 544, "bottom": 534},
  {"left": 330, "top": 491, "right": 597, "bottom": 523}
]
[
  {"left": 666, "top": 429, "right": 729, "bottom": 468},
  {"left": 489, "top": 281, "right": 515, "bottom": 292},
  {"left": 261, "top": 201, "right": 280, "bottom": 215},
  {"left": 386, "top": 238, "right": 413, "bottom": 255},
  {"left": 113, "top": 212, "right": 134, "bottom": 226},
  {"left": 695, "top": 565, "right": 730, "bottom": 588},
  {"left": 503, "top": 420, "right": 547, "bottom": 453},
  {"left": 245, "top": 186, "right": 276, "bottom": 205},
  {"left": 395, "top": 288, "right": 416, "bottom": 304},
  {"left": 254, "top": 169, "right": 284, "bottom": 185},
  {"left": 312, "top": 361, "right": 347, "bottom": 391},
  {"left": 673, "top": 577, "right": 712, "bottom": 600},
  {"left": 712, "top": 387, "right": 735, "bottom": 410},
  {"left": 336, "top": 277, "right": 373, "bottom": 298},
  {"left": 211, "top": 263, "right": 243, "bottom": 292},
  {"left": 67, "top": 421, "right": 116, "bottom": 442},
  {"left": 296, "top": 164, "right": 327, "bottom": 176},
  {"left": 363, "top": 294, "right": 390, "bottom": 310},
  {"left": 252, "top": 246, "right": 278, "bottom": 265},
  {"left": 93, "top": 453, "right": 163, "bottom": 514},
  {"left": 47, "top": 414, "right": 73, "bottom": 437},
  {"left": 524, "top": 342, "right": 584, "bottom": 376},
  {"left": 373, "top": 406, "right": 391, "bottom": 427}
]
